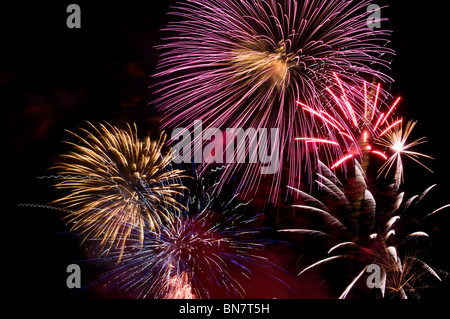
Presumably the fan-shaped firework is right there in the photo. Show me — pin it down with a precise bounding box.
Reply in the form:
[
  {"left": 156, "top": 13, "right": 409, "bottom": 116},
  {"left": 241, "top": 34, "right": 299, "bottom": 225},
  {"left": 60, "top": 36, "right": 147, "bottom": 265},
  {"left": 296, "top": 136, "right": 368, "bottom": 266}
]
[
  {"left": 295, "top": 76, "right": 432, "bottom": 188},
  {"left": 153, "top": 0, "right": 394, "bottom": 203},
  {"left": 84, "top": 168, "right": 273, "bottom": 299},
  {"left": 280, "top": 161, "right": 449, "bottom": 299},
  {"left": 51, "top": 122, "right": 186, "bottom": 259}
]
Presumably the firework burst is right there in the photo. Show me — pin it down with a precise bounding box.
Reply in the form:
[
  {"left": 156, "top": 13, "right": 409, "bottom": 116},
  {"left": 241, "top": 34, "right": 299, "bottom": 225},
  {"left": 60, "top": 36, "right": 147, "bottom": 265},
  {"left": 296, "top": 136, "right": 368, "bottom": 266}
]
[
  {"left": 153, "top": 0, "right": 394, "bottom": 203},
  {"left": 296, "top": 75, "right": 399, "bottom": 168},
  {"left": 51, "top": 122, "right": 186, "bottom": 259},
  {"left": 377, "top": 120, "right": 434, "bottom": 187},
  {"left": 280, "top": 161, "right": 449, "bottom": 299},
  {"left": 295, "top": 76, "right": 432, "bottom": 188},
  {"left": 84, "top": 169, "right": 272, "bottom": 299}
]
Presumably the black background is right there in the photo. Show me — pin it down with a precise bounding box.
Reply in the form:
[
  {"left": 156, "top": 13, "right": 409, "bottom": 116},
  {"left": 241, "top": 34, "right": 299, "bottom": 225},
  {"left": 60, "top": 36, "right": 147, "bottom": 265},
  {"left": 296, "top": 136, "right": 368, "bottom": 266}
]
[{"left": 1, "top": 0, "right": 449, "bottom": 306}]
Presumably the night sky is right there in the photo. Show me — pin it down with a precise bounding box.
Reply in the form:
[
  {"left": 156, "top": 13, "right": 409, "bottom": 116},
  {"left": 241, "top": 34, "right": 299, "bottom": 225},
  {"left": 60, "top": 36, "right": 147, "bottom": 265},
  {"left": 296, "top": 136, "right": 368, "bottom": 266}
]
[{"left": 2, "top": 0, "right": 449, "bottom": 304}]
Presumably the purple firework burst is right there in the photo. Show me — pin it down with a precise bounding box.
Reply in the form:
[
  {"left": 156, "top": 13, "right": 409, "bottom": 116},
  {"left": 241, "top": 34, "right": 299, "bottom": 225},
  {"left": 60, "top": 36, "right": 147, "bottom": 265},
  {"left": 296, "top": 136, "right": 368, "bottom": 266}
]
[{"left": 153, "top": 0, "right": 394, "bottom": 203}]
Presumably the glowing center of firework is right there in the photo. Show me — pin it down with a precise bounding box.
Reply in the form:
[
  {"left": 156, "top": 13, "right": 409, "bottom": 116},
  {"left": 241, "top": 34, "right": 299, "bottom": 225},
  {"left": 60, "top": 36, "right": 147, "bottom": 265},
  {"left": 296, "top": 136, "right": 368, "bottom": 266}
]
[
  {"left": 391, "top": 141, "right": 405, "bottom": 153},
  {"left": 165, "top": 229, "right": 217, "bottom": 262},
  {"left": 232, "top": 41, "right": 298, "bottom": 89},
  {"left": 172, "top": 240, "right": 191, "bottom": 252}
]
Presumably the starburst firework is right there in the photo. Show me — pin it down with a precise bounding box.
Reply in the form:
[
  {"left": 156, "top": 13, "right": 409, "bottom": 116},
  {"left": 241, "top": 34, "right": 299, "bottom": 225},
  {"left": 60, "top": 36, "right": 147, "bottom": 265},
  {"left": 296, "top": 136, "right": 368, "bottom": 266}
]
[
  {"left": 153, "top": 0, "right": 394, "bottom": 203},
  {"left": 377, "top": 120, "right": 434, "bottom": 187},
  {"left": 51, "top": 122, "right": 186, "bottom": 259}
]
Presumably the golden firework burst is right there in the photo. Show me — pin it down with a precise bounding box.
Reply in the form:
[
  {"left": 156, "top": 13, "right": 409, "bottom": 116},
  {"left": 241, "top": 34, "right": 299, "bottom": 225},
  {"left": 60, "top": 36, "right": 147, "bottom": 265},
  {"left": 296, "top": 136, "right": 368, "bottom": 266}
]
[{"left": 52, "top": 122, "right": 186, "bottom": 259}]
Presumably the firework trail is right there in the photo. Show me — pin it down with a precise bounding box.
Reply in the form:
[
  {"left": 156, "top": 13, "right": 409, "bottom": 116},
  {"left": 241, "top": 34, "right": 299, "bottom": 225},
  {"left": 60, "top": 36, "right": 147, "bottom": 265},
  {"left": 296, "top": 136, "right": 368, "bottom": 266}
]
[
  {"left": 295, "top": 75, "right": 432, "bottom": 187},
  {"left": 51, "top": 122, "right": 186, "bottom": 259},
  {"left": 280, "top": 161, "right": 449, "bottom": 299},
  {"left": 84, "top": 169, "right": 274, "bottom": 299},
  {"left": 153, "top": 0, "right": 394, "bottom": 203}
]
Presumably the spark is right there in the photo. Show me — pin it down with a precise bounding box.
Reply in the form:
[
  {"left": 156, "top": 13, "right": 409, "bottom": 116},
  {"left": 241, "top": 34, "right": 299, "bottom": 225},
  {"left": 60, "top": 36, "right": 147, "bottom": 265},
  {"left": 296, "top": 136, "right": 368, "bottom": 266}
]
[
  {"left": 371, "top": 150, "right": 388, "bottom": 160},
  {"left": 379, "top": 119, "right": 403, "bottom": 137},
  {"left": 294, "top": 138, "right": 340, "bottom": 145},
  {"left": 331, "top": 154, "right": 354, "bottom": 169},
  {"left": 381, "top": 97, "right": 402, "bottom": 127},
  {"left": 371, "top": 83, "right": 381, "bottom": 120}
]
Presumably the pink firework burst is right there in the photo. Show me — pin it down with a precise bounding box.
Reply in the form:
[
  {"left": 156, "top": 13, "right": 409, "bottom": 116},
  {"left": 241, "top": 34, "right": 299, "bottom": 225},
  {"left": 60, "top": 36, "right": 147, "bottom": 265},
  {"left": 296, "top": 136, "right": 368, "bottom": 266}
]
[
  {"left": 296, "top": 74, "right": 401, "bottom": 169},
  {"left": 153, "top": 0, "right": 394, "bottom": 203},
  {"left": 295, "top": 74, "right": 432, "bottom": 187}
]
